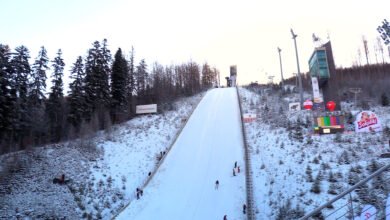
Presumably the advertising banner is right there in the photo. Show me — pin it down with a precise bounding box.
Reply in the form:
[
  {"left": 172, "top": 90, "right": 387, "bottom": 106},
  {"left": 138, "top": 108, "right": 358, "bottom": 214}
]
[
  {"left": 243, "top": 113, "right": 256, "bottom": 123},
  {"left": 311, "top": 77, "right": 323, "bottom": 103},
  {"left": 136, "top": 104, "right": 157, "bottom": 114},
  {"left": 289, "top": 102, "right": 301, "bottom": 111},
  {"left": 354, "top": 111, "right": 382, "bottom": 133}
]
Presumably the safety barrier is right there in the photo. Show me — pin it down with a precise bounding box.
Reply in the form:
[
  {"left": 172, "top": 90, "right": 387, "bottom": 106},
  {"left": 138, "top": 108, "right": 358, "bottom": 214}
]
[
  {"left": 236, "top": 87, "right": 256, "bottom": 220},
  {"left": 301, "top": 163, "right": 390, "bottom": 219}
]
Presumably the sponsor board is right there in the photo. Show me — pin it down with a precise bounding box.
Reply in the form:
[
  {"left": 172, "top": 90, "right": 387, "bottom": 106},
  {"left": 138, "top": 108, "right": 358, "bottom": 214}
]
[
  {"left": 289, "top": 102, "right": 301, "bottom": 111},
  {"left": 311, "top": 77, "right": 323, "bottom": 103},
  {"left": 136, "top": 104, "right": 157, "bottom": 114},
  {"left": 354, "top": 111, "right": 382, "bottom": 133},
  {"left": 243, "top": 113, "right": 256, "bottom": 123}
]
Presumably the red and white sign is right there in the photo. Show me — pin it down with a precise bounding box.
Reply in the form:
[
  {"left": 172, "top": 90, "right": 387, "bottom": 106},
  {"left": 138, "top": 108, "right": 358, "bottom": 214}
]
[
  {"left": 243, "top": 113, "right": 256, "bottom": 123},
  {"left": 360, "top": 205, "right": 376, "bottom": 220},
  {"left": 303, "top": 100, "right": 313, "bottom": 110},
  {"left": 354, "top": 111, "right": 382, "bottom": 133}
]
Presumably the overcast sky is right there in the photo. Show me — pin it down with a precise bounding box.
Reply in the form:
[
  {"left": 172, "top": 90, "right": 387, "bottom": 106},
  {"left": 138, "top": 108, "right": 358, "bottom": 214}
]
[{"left": 1, "top": 0, "right": 389, "bottom": 88}]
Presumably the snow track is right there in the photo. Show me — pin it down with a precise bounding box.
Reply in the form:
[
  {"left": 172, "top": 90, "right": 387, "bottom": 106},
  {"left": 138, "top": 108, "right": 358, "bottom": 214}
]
[{"left": 117, "top": 88, "right": 246, "bottom": 220}]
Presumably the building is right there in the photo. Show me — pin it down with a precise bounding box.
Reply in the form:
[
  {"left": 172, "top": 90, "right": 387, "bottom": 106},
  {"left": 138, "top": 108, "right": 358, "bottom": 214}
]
[{"left": 229, "top": 65, "right": 237, "bottom": 87}]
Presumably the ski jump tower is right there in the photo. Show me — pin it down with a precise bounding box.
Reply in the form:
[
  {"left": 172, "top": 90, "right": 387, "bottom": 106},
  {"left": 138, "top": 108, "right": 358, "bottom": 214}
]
[
  {"left": 225, "top": 65, "right": 237, "bottom": 87},
  {"left": 309, "top": 40, "right": 344, "bottom": 134}
]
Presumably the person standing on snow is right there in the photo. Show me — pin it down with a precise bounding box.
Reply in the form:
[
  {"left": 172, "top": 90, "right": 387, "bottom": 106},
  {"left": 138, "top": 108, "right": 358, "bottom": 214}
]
[
  {"left": 233, "top": 168, "right": 236, "bottom": 176},
  {"left": 223, "top": 214, "right": 227, "bottom": 220},
  {"left": 243, "top": 204, "right": 247, "bottom": 214},
  {"left": 215, "top": 180, "right": 219, "bottom": 189},
  {"left": 237, "top": 166, "right": 240, "bottom": 173}
]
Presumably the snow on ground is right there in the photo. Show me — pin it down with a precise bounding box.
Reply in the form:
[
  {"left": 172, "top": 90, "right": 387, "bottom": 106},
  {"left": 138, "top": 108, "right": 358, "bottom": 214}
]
[
  {"left": 1, "top": 85, "right": 389, "bottom": 220},
  {"left": 0, "top": 93, "right": 203, "bottom": 220},
  {"left": 117, "top": 88, "right": 246, "bottom": 220},
  {"left": 238, "top": 86, "right": 390, "bottom": 219}
]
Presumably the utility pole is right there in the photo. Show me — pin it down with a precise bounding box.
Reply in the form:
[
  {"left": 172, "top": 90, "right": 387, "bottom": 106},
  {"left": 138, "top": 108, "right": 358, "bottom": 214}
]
[
  {"left": 277, "top": 47, "right": 285, "bottom": 89},
  {"left": 291, "top": 28, "right": 304, "bottom": 107}
]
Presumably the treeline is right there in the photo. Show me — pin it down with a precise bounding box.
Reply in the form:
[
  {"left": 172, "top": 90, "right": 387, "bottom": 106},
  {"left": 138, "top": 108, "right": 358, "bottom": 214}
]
[
  {"left": 283, "top": 63, "right": 390, "bottom": 105},
  {"left": 0, "top": 39, "right": 219, "bottom": 154}
]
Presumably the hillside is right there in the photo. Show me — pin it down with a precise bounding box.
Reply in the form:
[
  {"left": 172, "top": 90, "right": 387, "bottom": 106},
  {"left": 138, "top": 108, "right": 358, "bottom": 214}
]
[
  {"left": 1, "top": 86, "right": 390, "bottom": 220},
  {"left": 0, "top": 93, "right": 203, "bottom": 219},
  {"left": 239, "top": 86, "right": 390, "bottom": 219}
]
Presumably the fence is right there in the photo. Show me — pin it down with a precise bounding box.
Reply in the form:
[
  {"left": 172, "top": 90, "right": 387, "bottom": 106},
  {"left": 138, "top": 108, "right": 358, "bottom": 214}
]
[
  {"left": 301, "top": 163, "right": 390, "bottom": 219},
  {"left": 236, "top": 87, "right": 256, "bottom": 220}
]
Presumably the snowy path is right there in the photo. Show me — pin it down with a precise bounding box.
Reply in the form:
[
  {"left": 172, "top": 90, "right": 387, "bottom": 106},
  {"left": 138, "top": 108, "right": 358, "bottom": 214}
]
[{"left": 117, "top": 88, "right": 246, "bottom": 220}]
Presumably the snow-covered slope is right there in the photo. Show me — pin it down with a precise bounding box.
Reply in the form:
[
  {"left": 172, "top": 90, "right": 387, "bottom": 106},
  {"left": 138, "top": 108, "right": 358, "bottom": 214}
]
[
  {"left": 0, "top": 93, "right": 203, "bottom": 220},
  {"left": 117, "top": 88, "right": 246, "bottom": 220},
  {"left": 238, "top": 87, "right": 390, "bottom": 219},
  {"left": 2, "top": 86, "right": 390, "bottom": 220}
]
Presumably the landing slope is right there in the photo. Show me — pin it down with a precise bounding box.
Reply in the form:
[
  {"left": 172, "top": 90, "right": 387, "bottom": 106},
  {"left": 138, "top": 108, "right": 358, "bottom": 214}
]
[{"left": 117, "top": 88, "right": 246, "bottom": 220}]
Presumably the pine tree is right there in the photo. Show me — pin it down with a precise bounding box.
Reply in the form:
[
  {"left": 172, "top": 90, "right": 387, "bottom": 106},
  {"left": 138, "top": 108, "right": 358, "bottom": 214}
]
[
  {"left": 0, "top": 44, "right": 13, "bottom": 140},
  {"left": 84, "top": 39, "right": 112, "bottom": 129},
  {"left": 368, "top": 160, "right": 379, "bottom": 174},
  {"left": 68, "top": 56, "right": 86, "bottom": 132},
  {"left": 291, "top": 119, "right": 304, "bottom": 142},
  {"left": 356, "top": 182, "right": 370, "bottom": 203},
  {"left": 29, "top": 46, "right": 49, "bottom": 145},
  {"left": 380, "top": 92, "right": 389, "bottom": 106},
  {"left": 311, "top": 173, "right": 321, "bottom": 194},
  {"left": 46, "top": 49, "right": 65, "bottom": 142},
  {"left": 135, "top": 59, "right": 148, "bottom": 100},
  {"left": 30, "top": 46, "right": 49, "bottom": 105},
  {"left": 328, "top": 171, "right": 337, "bottom": 182},
  {"left": 327, "top": 182, "right": 338, "bottom": 195},
  {"left": 111, "top": 48, "right": 129, "bottom": 123},
  {"left": 347, "top": 168, "right": 359, "bottom": 185},
  {"left": 377, "top": 19, "right": 390, "bottom": 45},
  {"left": 10, "top": 45, "right": 31, "bottom": 148},
  {"left": 306, "top": 165, "right": 313, "bottom": 182},
  {"left": 126, "top": 47, "right": 135, "bottom": 116}
]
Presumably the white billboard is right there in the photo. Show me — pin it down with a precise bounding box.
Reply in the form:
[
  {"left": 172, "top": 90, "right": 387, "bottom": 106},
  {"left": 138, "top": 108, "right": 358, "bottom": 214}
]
[
  {"left": 289, "top": 102, "right": 301, "bottom": 111},
  {"left": 311, "top": 77, "right": 323, "bottom": 103},
  {"left": 136, "top": 104, "right": 157, "bottom": 114},
  {"left": 354, "top": 111, "right": 382, "bottom": 133}
]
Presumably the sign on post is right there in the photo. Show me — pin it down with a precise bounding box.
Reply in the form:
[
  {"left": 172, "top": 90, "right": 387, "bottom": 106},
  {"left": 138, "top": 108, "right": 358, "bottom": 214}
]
[
  {"left": 243, "top": 113, "right": 256, "bottom": 123},
  {"left": 136, "top": 104, "right": 157, "bottom": 114}
]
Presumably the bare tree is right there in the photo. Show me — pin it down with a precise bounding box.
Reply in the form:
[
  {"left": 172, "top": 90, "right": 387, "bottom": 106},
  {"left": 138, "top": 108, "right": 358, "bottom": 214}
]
[
  {"left": 376, "top": 37, "right": 385, "bottom": 64},
  {"left": 362, "top": 36, "right": 370, "bottom": 65}
]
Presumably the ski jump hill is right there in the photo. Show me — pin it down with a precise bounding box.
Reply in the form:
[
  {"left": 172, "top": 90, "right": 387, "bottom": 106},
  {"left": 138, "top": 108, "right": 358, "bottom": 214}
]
[{"left": 117, "top": 88, "right": 247, "bottom": 220}]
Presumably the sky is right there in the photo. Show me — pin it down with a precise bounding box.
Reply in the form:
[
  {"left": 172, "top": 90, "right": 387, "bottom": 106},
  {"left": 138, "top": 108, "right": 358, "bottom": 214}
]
[{"left": 1, "top": 0, "right": 390, "bottom": 89}]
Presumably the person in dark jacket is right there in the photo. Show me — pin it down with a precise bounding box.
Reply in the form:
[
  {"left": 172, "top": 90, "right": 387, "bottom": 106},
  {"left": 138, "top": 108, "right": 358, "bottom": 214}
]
[
  {"left": 215, "top": 180, "right": 219, "bottom": 189},
  {"left": 243, "top": 204, "right": 247, "bottom": 214}
]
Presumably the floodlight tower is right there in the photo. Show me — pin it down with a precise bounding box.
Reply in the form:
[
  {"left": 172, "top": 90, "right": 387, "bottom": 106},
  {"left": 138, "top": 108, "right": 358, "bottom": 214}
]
[
  {"left": 291, "top": 28, "right": 304, "bottom": 107},
  {"left": 277, "top": 47, "right": 285, "bottom": 89}
]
